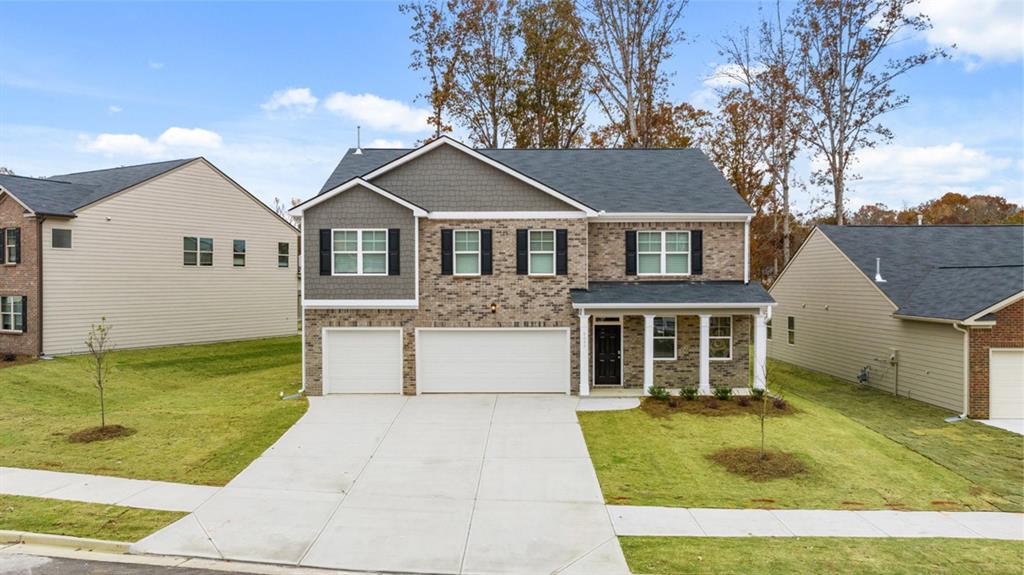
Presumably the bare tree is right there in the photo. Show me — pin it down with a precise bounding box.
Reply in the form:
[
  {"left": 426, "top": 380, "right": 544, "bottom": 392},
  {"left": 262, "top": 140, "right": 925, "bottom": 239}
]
[
  {"left": 793, "top": 0, "right": 949, "bottom": 224},
  {"left": 583, "top": 0, "right": 688, "bottom": 148},
  {"left": 84, "top": 318, "right": 114, "bottom": 428},
  {"left": 274, "top": 197, "right": 302, "bottom": 230},
  {"left": 0, "top": 167, "right": 14, "bottom": 175}
]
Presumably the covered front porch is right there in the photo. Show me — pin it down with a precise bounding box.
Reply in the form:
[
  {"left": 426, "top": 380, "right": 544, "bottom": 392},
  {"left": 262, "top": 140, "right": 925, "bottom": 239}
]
[{"left": 571, "top": 281, "right": 774, "bottom": 396}]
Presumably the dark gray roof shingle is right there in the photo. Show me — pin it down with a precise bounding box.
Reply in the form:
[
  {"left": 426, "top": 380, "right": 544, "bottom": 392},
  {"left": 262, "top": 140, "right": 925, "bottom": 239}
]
[
  {"left": 819, "top": 225, "right": 1024, "bottom": 321},
  {"left": 319, "top": 146, "right": 752, "bottom": 214},
  {"left": 570, "top": 281, "right": 774, "bottom": 306}
]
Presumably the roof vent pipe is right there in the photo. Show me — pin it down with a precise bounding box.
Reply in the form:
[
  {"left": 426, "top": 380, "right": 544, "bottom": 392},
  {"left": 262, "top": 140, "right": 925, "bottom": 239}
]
[
  {"left": 875, "top": 258, "right": 887, "bottom": 283},
  {"left": 917, "top": 214, "right": 923, "bottom": 226},
  {"left": 354, "top": 126, "right": 363, "bottom": 155}
]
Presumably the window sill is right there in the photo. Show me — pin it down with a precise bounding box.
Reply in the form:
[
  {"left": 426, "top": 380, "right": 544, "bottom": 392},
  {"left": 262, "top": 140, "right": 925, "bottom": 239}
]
[
  {"left": 654, "top": 357, "right": 677, "bottom": 362},
  {"left": 709, "top": 357, "right": 733, "bottom": 362},
  {"left": 637, "top": 274, "right": 692, "bottom": 277},
  {"left": 527, "top": 274, "right": 557, "bottom": 279},
  {"left": 0, "top": 330, "right": 23, "bottom": 335}
]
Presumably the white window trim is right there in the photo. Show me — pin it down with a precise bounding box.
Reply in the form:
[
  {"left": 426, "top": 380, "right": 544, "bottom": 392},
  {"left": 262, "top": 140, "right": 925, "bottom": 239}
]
[
  {"left": 233, "top": 240, "right": 246, "bottom": 267},
  {"left": 653, "top": 316, "right": 677, "bottom": 361},
  {"left": 528, "top": 229, "right": 556, "bottom": 276},
  {"left": 0, "top": 295, "right": 24, "bottom": 333},
  {"left": 278, "top": 242, "right": 290, "bottom": 268},
  {"left": 3, "top": 228, "right": 17, "bottom": 264},
  {"left": 709, "top": 316, "right": 732, "bottom": 361},
  {"left": 332, "top": 228, "right": 388, "bottom": 276},
  {"left": 636, "top": 230, "right": 691, "bottom": 276},
  {"left": 453, "top": 229, "right": 481, "bottom": 276},
  {"left": 183, "top": 236, "right": 214, "bottom": 267}
]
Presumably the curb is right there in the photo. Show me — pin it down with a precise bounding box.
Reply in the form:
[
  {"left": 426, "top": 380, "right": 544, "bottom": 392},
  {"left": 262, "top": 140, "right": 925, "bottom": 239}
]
[{"left": 0, "top": 530, "right": 130, "bottom": 554}]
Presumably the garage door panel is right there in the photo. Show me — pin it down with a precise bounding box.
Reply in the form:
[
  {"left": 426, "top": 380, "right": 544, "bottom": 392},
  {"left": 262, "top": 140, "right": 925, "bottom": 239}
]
[
  {"left": 418, "top": 329, "right": 569, "bottom": 393},
  {"left": 990, "top": 349, "right": 1024, "bottom": 420},
  {"left": 325, "top": 329, "right": 402, "bottom": 394}
]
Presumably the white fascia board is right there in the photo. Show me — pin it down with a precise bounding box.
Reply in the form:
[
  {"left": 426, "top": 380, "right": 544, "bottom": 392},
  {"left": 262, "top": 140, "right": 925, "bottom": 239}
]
[
  {"left": 289, "top": 178, "right": 427, "bottom": 216},
  {"left": 591, "top": 212, "right": 752, "bottom": 222},
  {"left": 303, "top": 299, "right": 419, "bottom": 309},
  {"left": 360, "top": 136, "right": 598, "bottom": 215},
  {"left": 429, "top": 211, "right": 588, "bottom": 220},
  {"left": 572, "top": 302, "right": 773, "bottom": 310}
]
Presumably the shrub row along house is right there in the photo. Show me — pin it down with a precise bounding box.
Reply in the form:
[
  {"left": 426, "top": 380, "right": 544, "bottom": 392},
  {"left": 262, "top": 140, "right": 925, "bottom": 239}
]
[
  {"left": 0, "top": 158, "right": 298, "bottom": 357},
  {"left": 769, "top": 225, "right": 1024, "bottom": 420},
  {"left": 288, "top": 136, "right": 773, "bottom": 396}
]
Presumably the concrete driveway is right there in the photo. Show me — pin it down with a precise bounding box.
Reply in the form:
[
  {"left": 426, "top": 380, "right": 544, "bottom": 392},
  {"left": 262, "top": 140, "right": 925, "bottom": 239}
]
[{"left": 133, "top": 394, "right": 628, "bottom": 575}]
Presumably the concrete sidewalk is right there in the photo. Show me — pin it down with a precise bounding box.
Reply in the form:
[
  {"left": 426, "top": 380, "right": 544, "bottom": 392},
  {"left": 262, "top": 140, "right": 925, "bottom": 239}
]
[
  {"left": 0, "top": 467, "right": 219, "bottom": 513},
  {"left": 609, "top": 505, "right": 1024, "bottom": 540}
]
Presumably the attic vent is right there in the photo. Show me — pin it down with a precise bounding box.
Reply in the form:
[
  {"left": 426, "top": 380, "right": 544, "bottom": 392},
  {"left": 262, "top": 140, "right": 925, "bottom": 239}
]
[{"left": 874, "top": 257, "right": 887, "bottom": 283}]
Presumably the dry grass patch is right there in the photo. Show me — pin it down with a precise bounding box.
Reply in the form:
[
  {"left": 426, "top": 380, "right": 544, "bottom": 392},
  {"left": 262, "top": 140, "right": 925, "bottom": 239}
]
[
  {"left": 640, "top": 396, "right": 796, "bottom": 418},
  {"left": 708, "top": 447, "right": 808, "bottom": 482},
  {"left": 67, "top": 424, "right": 136, "bottom": 443}
]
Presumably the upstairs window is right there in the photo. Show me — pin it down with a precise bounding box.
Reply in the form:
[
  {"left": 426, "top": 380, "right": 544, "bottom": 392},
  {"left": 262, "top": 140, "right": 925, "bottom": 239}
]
[
  {"left": 637, "top": 231, "right": 689, "bottom": 275},
  {"left": 333, "top": 229, "right": 387, "bottom": 275},
  {"left": 52, "top": 229, "right": 72, "bottom": 249},
  {"left": 2, "top": 228, "right": 19, "bottom": 264},
  {"left": 233, "top": 240, "right": 246, "bottom": 267},
  {"left": 454, "top": 230, "right": 481, "bottom": 276},
  {"left": 184, "top": 237, "right": 213, "bottom": 266},
  {"left": 278, "top": 242, "right": 290, "bottom": 268},
  {"left": 787, "top": 316, "right": 796, "bottom": 345},
  {"left": 528, "top": 230, "right": 555, "bottom": 275},
  {"left": 653, "top": 316, "right": 677, "bottom": 360},
  {"left": 0, "top": 296, "right": 24, "bottom": 332},
  {"left": 709, "top": 316, "right": 732, "bottom": 360},
  {"left": 766, "top": 317, "right": 772, "bottom": 340}
]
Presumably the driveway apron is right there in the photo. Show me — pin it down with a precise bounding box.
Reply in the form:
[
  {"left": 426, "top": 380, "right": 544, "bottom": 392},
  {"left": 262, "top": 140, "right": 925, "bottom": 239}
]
[{"left": 133, "top": 394, "right": 628, "bottom": 575}]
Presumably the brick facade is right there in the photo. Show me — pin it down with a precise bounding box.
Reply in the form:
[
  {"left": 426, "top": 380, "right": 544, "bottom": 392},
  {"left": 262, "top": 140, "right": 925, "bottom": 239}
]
[
  {"left": 588, "top": 221, "right": 745, "bottom": 281},
  {"left": 0, "top": 194, "right": 41, "bottom": 357},
  {"left": 968, "top": 299, "right": 1024, "bottom": 419}
]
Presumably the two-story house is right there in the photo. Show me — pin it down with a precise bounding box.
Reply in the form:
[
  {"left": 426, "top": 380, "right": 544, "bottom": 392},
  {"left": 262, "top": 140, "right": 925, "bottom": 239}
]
[
  {"left": 290, "top": 137, "right": 773, "bottom": 396},
  {"left": 0, "top": 158, "right": 298, "bottom": 357}
]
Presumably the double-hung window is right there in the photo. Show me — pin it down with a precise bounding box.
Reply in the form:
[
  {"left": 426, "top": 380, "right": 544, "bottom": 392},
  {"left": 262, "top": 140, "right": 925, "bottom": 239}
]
[
  {"left": 528, "top": 230, "right": 555, "bottom": 275},
  {"left": 709, "top": 316, "right": 732, "bottom": 360},
  {"left": 766, "top": 317, "right": 772, "bottom": 340},
  {"left": 454, "top": 230, "right": 481, "bottom": 276},
  {"left": 233, "top": 240, "right": 246, "bottom": 267},
  {"left": 653, "top": 316, "right": 677, "bottom": 360},
  {"left": 0, "top": 296, "right": 24, "bottom": 332},
  {"left": 637, "top": 231, "right": 689, "bottom": 275},
  {"left": 3, "top": 228, "right": 18, "bottom": 264},
  {"left": 278, "top": 242, "right": 289, "bottom": 268},
  {"left": 184, "top": 237, "right": 213, "bottom": 266},
  {"left": 787, "top": 316, "right": 796, "bottom": 345},
  {"left": 333, "top": 229, "right": 387, "bottom": 275}
]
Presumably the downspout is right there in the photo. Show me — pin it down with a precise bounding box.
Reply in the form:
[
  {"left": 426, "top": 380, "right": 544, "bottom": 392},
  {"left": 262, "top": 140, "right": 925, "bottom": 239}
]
[
  {"left": 952, "top": 322, "right": 970, "bottom": 419},
  {"left": 36, "top": 215, "right": 45, "bottom": 357},
  {"left": 743, "top": 216, "right": 751, "bottom": 284}
]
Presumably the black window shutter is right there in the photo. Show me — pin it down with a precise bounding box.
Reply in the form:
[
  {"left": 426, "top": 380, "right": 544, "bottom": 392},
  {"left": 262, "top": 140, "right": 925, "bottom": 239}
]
[
  {"left": 625, "top": 230, "right": 637, "bottom": 276},
  {"left": 387, "top": 228, "right": 400, "bottom": 275},
  {"left": 11, "top": 228, "right": 20, "bottom": 263},
  {"left": 20, "top": 296, "right": 27, "bottom": 333},
  {"left": 691, "top": 229, "right": 703, "bottom": 275},
  {"left": 516, "top": 229, "right": 528, "bottom": 275},
  {"left": 555, "top": 229, "right": 568, "bottom": 275},
  {"left": 319, "top": 229, "right": 331, "bottom": 276},
  {"left": 440, "top": 229, "right": 453, "bottom": 275},
  {"left": 0, "top": 228, "right": 5, "bottom": 262},
  {"left": 481, "top": 229, "right": 493, "bottom": 275}
]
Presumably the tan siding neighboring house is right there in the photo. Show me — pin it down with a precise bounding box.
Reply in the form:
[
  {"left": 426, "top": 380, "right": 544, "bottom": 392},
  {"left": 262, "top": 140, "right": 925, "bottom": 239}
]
[
  {"left": 41, "top": 160, "right": 298, "bottom": 354},
  {"left": 768, "top": 229, "right": 965, "bottom": 412}
]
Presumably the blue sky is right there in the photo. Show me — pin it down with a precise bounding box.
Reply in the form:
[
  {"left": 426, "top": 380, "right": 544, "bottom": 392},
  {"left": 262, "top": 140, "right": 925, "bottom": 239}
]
[{"left": 1, "top": 0, "right": 1021, "bottom": 213}]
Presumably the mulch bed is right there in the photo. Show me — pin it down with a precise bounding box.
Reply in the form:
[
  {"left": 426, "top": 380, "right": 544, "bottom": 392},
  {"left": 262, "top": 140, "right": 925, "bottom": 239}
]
[
  {"left": 0, "top": 355, "right": 38, "bottom": 370},
  {"left": 708, "top": 447, "right": 808, "bottom": 481},
  {"left": 67, "top": 425, "right": 136, "bottom": 444},
  {"left": 640, "top": 396, "right": 797, "bottom": 418}
]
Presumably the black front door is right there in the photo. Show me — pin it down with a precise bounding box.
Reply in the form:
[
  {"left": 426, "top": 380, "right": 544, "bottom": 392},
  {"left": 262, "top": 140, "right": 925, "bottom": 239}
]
[{"left": 594, "top": 325, "right": 622, "bottom": 386}]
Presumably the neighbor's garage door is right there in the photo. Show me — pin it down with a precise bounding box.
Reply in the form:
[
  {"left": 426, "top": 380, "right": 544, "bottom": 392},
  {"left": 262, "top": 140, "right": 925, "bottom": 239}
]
[
  {"left": 989, "top": 349, "right": 1024, "bottom": 419},
  {"left": 323, "top": 329, "right": 402, "bottom": 394},
  {"left": 417, "top": 329, "right": 570, "bottom": 393}
]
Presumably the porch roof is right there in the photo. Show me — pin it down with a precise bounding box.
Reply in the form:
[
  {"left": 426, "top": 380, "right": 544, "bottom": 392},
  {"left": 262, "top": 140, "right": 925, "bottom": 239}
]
[{"left": 570, "top": 281, "right": 774, "bottom": 309}]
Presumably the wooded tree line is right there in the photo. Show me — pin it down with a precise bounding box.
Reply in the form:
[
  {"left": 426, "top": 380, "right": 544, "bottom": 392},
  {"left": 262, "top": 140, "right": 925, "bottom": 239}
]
[{"left": 402, "top": 0, "right": 1019, "bottom": 284}]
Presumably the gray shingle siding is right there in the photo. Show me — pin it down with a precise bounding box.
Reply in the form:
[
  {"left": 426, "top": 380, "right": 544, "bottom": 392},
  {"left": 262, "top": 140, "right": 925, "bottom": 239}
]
[{"left": 303, "top": 185, "right": 416, "bottom": 300}]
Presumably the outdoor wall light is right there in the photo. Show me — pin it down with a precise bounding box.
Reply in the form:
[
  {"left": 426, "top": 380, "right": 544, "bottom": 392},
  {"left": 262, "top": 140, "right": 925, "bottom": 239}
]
[{"left": 490, "top": 303, "right": 497, "bottom": 314}]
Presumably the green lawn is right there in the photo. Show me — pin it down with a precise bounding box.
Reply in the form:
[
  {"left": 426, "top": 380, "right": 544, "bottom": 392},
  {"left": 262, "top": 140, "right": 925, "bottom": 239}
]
[
  {"left": 620, "top": 537, "right": 1024, "bottom": 575},
  {"left": 0, "top": 336, "right": 306, "bottom": 485},
  {"left": 0, "top": 494, "right": 184, "bottom": 542},
  {"left": 776, "top": 360, "right": 1024, "bottom": 512},
  {"left": 580, "top": 362, "right": 1016, "bottom": 511}
]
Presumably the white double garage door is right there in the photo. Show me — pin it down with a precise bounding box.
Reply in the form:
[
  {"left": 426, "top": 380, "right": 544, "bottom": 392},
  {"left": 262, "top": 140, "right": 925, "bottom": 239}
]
[{"left": 323, "top": 328, "right": 571, "bottom": 394}]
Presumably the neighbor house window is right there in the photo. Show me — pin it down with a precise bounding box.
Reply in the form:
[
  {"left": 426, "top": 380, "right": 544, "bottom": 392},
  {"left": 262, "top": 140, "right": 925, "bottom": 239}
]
[
  {"left": 333, "top": 229, "right": 387, "bottom": 275},
  {"left": 52, "top": 229, "right": 72, "bottom": 249},
  {"left": 637, "top": 231, "right": 689, "bottom": 275},
  {"left": 454, "top": 230, "right": 481, "bottom": 276},
  {"left": 709, "top": 316, "right": 732, "bottom": 360},
  {"left": 0, "top": 296, "right": 24, "bottom": 332},
  {"left": 3, "top": 228, "right": 18, "bottom": 263},
  {"left": 653, "top": 316, "right": 677, "bottom": 360},
  {"left": 766, "top": 317, "right": 772, "bottom": 340},
  {"left": 787, "top": 316, "right": 795, "bottom": 345},
  {"left": 528, "top": 230, "right": 555, "bottom": 275},
  {"left": 278, "top": 242, "right": 289, "bottom": 268},
  {"left": 184, "top": 237, "right": 213, "bottom": 266},
  {"left": 233, "top": 240, "right": 246, "bottom": 267}
]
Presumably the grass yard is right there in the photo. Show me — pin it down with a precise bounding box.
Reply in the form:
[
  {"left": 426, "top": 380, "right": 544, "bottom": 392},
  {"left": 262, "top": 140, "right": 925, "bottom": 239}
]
[
  {"left": 0, "top": 336, "right": 306, "bottom": 485},
  {"left": 0, "top": 494, "right": 184, "bottom": 542},
  {"left": 620, "top": 537, "right": 1024, "bottom": 575},
  {"left": 580, "top": 362, "right": 1016, "bottom": 510}
]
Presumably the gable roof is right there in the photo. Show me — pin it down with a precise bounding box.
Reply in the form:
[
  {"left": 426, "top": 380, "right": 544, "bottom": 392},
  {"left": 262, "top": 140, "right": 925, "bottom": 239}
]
[
  {"left": 318, "top": 141, "right": 752, "bottom": 215},
  {"left": 0, "top": 158, "right": 196, "bottom": 216},
  {"left": 291, "top": 177, "right": 428, "bottom": 216},
  {"left": 817, "top": 224, "right": 1024, "bottom": 322}
]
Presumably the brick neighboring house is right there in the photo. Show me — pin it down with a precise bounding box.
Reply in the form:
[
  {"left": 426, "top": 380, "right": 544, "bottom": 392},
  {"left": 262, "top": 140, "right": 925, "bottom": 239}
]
[
  {"left": 769, "top": 225, "right": 1024, "bottom": 420},
  {"left": 0, "top": 158, "right": 298, "bottom": 357},
  {"left": 290, "top": 136, "right": 773, "bottom": 396}
]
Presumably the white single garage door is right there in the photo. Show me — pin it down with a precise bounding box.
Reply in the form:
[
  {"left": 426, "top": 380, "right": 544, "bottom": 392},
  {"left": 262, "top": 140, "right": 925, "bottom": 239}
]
[
  {"left": 990, "top": 349, "right": 1024, "bottom": 419},
  {"left": 417, "top": 329, "right": 570, "bottom": 393},
  {"left": 323, "top": 329, "right": 402, "bottom": 394}
]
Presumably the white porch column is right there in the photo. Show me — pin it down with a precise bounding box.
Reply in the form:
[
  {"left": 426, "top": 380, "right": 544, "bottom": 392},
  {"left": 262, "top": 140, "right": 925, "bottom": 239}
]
[
  {"left": 753, "top": 310, "right": 767, "bottom": 391},
  {"left": 643, "top": 314, "right": 655, "bottom": 395},
  {"left": 579, "top": 311, "right": 591, "bottom": 396},
  {"left": 698, "top": 314, "right": 711, "bottom": 395}
]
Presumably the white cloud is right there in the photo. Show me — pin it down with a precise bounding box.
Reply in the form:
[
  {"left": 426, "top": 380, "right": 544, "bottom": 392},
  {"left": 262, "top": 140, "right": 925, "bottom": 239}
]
[
  {"left": 688, "top": 63, "right": 761, "bottom": 109},
  {"left": 81, "top": 127, "right": 222, "bottom": 158},
  {"left": 261, "top": 88, "right": 318, "bottom": 114},
  {"left": 148, "top": 61, "right": 165, "bottom": 70},
  {"left": 107, "top": 105, "right": 122, "bottom": 114},
  {"left": 323, "top": 92, "right": 430, "bottom": 133},
  {"left": 919, "top": 0, "right": 1023, "bottom": 68},
  {"left": 156, "top": 127, "right": 222, "bottom": 148},
  {"left": 368, "top": 138, "right": 404, "bottom": 148}
]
